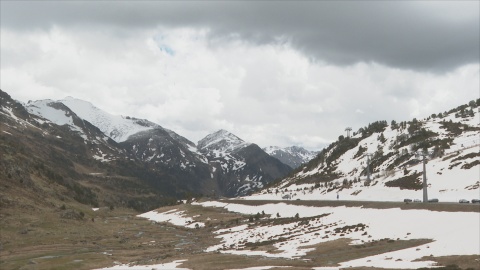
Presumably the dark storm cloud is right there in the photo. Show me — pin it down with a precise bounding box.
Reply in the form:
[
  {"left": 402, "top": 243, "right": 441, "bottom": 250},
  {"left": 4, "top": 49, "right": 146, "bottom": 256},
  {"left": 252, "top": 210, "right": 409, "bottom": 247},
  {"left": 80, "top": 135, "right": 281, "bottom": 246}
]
[{"left": 1, "top": 1, "right": 478, "bottom": 72}]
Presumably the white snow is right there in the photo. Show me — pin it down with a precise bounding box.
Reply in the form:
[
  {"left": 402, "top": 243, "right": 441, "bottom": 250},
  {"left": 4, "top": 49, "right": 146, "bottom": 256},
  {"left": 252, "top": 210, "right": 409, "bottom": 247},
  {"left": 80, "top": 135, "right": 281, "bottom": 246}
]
[
  {"left": 192, "top": 201, "right": 479, "bottom": 269},
  {"left": 60, "top": 97, "right": 156, "bottom": 142},
  {"left": 27, "top": 100, "right": 74, "bottom": 126},
  {"left": 253, "top": 109, "right": 480, "bottom": 203},
  {"left": 228, "top": 267, "right": 291, "bottom": 270},
  {"left": 93, "top": 260, "right": 189, "bottom": 270},
  {"left": 263, "top": 146, "right": 318, "bottom": 164},
  {"left": 137, "top": 209, "right": 205, "bottom": 229},
  {"left": 198, "top": 129, "right": 251, "bottom": 157}
]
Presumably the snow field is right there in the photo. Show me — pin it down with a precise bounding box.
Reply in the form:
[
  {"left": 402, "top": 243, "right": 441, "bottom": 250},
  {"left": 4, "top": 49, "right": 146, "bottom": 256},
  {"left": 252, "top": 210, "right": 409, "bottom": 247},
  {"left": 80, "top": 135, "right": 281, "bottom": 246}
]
[
  {"left": 137, "top": 209, "right": 205, "bottom": 229},
  {"left": 135, "top": 201, "right": 479, "bottom": 268},
  {"left": 94, "top": 260, "right": 189, "bottom": 270},
  {"left": 193, "top": 201, "right": 479, "bottom": 269}
]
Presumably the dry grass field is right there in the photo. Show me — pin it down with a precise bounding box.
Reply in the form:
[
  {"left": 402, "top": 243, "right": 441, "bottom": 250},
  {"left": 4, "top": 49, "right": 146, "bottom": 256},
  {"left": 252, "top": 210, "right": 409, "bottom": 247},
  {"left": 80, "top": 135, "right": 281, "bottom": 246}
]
[{"left": 1, "top": 199, "right": 479, "bottom": 270}]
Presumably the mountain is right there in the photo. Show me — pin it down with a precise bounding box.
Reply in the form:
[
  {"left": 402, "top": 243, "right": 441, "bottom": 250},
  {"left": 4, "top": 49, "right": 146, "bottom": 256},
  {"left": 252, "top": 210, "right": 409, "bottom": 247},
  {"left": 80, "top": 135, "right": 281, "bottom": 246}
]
[
  {"left": 250, "top": 99, "right": 480, "bottom": 202},
  {"left": 26, "top": 99, "right": 125, "bottom": 162},
  {"left": 198, "top": 129, "right": 251, "bottom": 157},
  {"left": 24, "top": 98, "right": 219, "bottom": 197},
  {"left": 57, "top": 97, "right": 158, "bottom": 142},
  {"left": 198, "top": 130, "right": 293, "bottom": 196},
  {"left": 263, "top": 146, "right": 318, "bottom": 168},
  {"left": 1, "top": 90, "right": 185, "bottom": 212},
  {"left": 18, "top": 92, "right": 293, "bottom": 199}
]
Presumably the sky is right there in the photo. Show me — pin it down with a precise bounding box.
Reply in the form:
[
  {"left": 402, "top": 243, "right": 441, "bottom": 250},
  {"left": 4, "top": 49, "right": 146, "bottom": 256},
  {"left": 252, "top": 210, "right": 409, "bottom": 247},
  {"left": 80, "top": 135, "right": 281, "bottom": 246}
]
[{"left": 1, "top": 1, "right": 479, "bottom": 150}]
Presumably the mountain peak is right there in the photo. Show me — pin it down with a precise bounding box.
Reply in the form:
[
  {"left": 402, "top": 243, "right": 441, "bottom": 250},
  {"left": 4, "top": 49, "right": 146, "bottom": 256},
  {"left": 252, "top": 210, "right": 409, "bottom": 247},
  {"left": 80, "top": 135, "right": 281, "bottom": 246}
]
[
  {"left": 263, "top": 145, "right": 318, "bottom": 168},
  {"left": 198, "top": 129, "right": 250, "bottom": 156},
  {"left": 58, "top": 97, "right": 159, "bottom": 142}
]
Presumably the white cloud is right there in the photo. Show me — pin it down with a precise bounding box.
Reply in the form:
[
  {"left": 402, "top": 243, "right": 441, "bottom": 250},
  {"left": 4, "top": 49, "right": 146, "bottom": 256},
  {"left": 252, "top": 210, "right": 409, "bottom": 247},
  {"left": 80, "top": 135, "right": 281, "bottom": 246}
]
[{"left": 1, "top": 25, "right": 479, "bottom": 150}]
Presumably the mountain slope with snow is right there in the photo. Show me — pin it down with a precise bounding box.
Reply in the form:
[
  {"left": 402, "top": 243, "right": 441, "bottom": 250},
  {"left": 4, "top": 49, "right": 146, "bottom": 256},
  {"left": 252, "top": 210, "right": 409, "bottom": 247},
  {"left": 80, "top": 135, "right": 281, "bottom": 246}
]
[
  {"left": 197, "top": 129, "right": 251, "bottom": 158},
  {"left": 263, "top": 146, "right": 318, "bottom": 168},
  {"left": 1, "top": 89, "right": 183, "bottom": 211},
  {"left": 20, "top": 94, "right": 293, "bottom": 198},
  {"left": 250, "top": 99, "right": 480, "bottom": 202},
  {"left": 58, "top": 97, "right": 158, "bottom": 142},
  {"left": 198, "top": 130, "right": 292, "bottom": 196},
  {"left": 26, "top": 99, "right": 125, "bottom": 162}
]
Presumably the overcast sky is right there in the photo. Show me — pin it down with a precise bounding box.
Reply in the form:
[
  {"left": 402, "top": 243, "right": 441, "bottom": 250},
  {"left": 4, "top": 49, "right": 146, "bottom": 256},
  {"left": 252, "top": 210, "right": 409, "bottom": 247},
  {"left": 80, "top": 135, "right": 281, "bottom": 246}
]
[{"left": 1, "top": 1, "right": 479, "bottom": 150}]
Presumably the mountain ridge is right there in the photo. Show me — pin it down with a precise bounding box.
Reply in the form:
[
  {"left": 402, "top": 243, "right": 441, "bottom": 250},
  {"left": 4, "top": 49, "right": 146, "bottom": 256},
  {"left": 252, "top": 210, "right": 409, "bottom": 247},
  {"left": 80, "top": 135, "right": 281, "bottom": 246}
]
[
  {"left": 9, "top": 91, "right": 293, "bottom": 199},
  {"left": 248, "top": 98, "right": 480, "bottom": 202},
  {"left": 263, "top": 146, "right": 318, "bottom": 169}
]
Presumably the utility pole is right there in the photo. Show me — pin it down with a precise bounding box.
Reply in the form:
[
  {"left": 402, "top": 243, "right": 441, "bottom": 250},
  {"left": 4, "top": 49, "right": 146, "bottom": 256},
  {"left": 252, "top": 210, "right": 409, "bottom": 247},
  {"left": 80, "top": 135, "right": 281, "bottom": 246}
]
[
  {"left": 365, "top": 153, "right": 373, "bottom": 185},
  {"left": 417, "top": 150, "right": 432, "bottom": 203}
]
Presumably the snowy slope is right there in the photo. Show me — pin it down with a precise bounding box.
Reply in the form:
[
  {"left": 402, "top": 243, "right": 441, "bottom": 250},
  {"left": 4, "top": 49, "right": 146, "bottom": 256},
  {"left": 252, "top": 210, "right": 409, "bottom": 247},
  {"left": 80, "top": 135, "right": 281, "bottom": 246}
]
[
  {"left": 263, "top": 146, "right": 318, "bottom": 168},
  {"left": 250, "top": 100, "right": 480, "bottom": 202},
  {"left": 59, "top": 97, "right": 157, "bottom": 142},
  {"left": 132, "top": 200, "right": 480, "bottom": 269},
  {"left": 60, "top": 97, "right": 203, "bottom": 158},
  {"left": 24, "top": 95, "right": 291, "bottom": 197},
  {"left": 198, "top": 129, "right": 251, "bottom": 158},
  {"left": 26, "top": 99, "right": 124, "bottom": 162},
  {"left": 198, "top": 130, "right": 292, "bottom": 196},
  {"left": 197, "top": 129, "right": 251, "bottom": 176}
]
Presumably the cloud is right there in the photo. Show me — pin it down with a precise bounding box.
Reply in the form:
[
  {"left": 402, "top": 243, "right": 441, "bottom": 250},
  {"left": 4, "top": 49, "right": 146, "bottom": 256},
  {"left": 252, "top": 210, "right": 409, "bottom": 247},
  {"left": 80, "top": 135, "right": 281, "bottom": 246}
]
[
  {"left": 1, "top": 2, "right": 479, "bottom": 150},
  {"left": 1, "top": 1, "right": 478, "bottom": 72}
]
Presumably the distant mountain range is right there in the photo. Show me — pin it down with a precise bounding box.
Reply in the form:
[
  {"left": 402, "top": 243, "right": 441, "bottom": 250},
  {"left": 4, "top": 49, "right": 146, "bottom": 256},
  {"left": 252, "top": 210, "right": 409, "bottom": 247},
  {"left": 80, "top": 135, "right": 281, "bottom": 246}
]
[
  {"left": 6, "top": 87, "right": 477, "bottom": 212},
  {"left": 1, "top": 89, "right": 301, "bottom": 211},
  {"left": 263, "top": 146, "right": 318, "bottom": 169}
]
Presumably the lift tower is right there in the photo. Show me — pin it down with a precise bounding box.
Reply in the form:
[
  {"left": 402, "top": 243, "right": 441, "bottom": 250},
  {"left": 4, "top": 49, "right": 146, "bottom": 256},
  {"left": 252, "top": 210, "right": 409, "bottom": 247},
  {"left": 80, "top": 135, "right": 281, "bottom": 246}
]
[{"left": 416, "top": 150, "right": 432, "bottom": 203}]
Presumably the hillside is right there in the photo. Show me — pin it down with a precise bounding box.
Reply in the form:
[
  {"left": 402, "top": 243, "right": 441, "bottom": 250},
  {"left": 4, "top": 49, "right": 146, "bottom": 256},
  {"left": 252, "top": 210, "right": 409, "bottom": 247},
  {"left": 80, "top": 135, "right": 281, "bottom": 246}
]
[
  {"left": 250, "top": 99, "right": 480, "bottom": 202},
  {"left": 2, "top": 90, "right": 479, "bottom": 270},
  {"left": 3, "top": 89, "right": 293, "bottom": 201},
  {"left": 0, "top": 91, "right": 188, "bottom": 212}
]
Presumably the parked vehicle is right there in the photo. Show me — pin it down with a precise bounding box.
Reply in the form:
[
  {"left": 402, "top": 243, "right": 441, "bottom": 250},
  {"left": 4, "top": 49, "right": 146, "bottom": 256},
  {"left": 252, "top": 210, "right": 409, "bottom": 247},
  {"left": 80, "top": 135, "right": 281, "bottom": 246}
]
[
  {"left": 428, "top": 198, "right": 439, "bottom": 203},
  {"left": 472, "top": 199, "right": 480, "bottom": 204},
  {"left": 404, "top": 199, "right": 412, "bottom": 203},
  {"left": 413, "top": 199, "right": 421, "bottom": 203},
  {"left": 459, "top": 199, "right": 470, "bottom": 203}
]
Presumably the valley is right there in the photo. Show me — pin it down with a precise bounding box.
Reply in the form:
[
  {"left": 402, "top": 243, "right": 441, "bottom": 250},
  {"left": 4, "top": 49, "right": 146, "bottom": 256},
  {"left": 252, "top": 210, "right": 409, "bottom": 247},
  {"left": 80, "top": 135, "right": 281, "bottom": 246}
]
[
  {"left": 1, "top": 89, "right": 479, "bottom": 269},
  {"left": 1, "top": 199, "right": 478, "bottom": 270}
]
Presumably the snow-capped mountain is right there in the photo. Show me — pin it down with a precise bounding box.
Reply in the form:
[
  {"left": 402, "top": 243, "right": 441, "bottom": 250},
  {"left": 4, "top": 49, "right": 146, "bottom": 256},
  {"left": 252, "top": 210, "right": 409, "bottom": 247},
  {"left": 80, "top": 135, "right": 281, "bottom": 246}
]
[
  {"left": 18, "top": 93, "right": 293, "bottom": 197},
  {"left": 1, "top": 90, "right": 179, "bottom": 211},
  {"left": 26, "top": 99, "right": 124, "bottom": 162},
  {"left": 197, "top": 129, "right": 251, "bottom": 158},
  {"left": 58, "top": 97, "right": 158, "bottom": 142},
  {"left": 198, "top": 130, "right": 292, "bottom": 196},
  {"left": 263, "top": 146, "right": 318, "bottom": 168},
  {"left": 250, "top": 99, "right": 480, "bottom": 202}
]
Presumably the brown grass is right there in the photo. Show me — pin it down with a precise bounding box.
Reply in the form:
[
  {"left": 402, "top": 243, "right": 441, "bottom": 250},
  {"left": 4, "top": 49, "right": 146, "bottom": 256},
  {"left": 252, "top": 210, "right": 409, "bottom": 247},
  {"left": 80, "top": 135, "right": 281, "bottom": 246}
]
[{"left": 1, "top": 200, "right": 479, "bottom": 270}]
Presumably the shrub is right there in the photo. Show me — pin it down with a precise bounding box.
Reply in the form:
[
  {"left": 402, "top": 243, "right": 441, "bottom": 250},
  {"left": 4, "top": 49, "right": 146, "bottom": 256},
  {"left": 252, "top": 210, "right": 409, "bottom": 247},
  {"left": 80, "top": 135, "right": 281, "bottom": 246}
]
[{"left": 385, "top": 173, "right": 422, "bottom": 190}]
